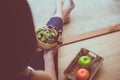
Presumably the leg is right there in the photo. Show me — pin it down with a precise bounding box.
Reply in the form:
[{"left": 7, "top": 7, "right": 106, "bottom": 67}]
[
  {"left": 46, "top": 0, "right": 64, "bottom": 34},
  {"left": 63, "top": 0, "right": 75, "bottom": 24},
  {"left": 53, "top": 0, "right": 75, "bottom": 24},
  {"left": 46, "top": 0, "right": 75, "bottom": 32},
  {"left": 53, "top": 0, "right": 64, "bottom": 19}
]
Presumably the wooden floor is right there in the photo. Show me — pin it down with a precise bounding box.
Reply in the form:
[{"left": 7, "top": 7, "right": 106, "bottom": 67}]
[{"left": 27, "top": 0, "right": 120, "bottom": 80}]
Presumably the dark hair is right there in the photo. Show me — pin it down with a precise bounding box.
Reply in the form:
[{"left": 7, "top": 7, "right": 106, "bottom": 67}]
[{"left": 0, "top": 0, "right": 37, "bottom": 79}]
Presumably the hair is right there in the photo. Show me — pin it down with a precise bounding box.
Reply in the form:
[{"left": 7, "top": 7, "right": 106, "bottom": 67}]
[{"left": 0, "top": 0, "right": 37, "bottom": 79}]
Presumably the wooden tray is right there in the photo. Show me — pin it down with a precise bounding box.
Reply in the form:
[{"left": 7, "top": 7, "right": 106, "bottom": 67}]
[{"left": 64, "top": 48, "right": 104, "bottom": 80}]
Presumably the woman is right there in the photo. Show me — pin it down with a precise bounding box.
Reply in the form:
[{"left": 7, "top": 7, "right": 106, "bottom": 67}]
[{"left": 0, "top": 0, "right": 74, "bottom": 80}]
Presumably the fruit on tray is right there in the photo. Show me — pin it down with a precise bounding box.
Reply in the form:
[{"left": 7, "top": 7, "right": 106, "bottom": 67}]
[
  {"left": 78, "top": 55, "right": 92, "bottom": 68},
  {"left": 64, "top": 48, "right": 104, "bottom": 80},
  {"left": 76, "top": 68, "right": 90, "bottom": 80}
]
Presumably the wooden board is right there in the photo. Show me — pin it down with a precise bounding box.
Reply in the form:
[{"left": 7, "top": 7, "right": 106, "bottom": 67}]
[{"left": 62, "top": 24, "right": 120, "bottom": 46}]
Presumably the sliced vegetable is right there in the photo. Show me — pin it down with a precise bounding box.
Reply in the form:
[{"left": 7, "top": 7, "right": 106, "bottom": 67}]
[
  {"left": 37, "top": 27, "right": 59, "bottom": 44},
  {"left": 50, "top": 28, "right": 58, "bottom": 36}
]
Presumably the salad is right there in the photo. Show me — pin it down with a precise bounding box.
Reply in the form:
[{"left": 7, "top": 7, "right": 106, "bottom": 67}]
[{"left": 37, "top": 27, "right": 59, "bottom": 44}]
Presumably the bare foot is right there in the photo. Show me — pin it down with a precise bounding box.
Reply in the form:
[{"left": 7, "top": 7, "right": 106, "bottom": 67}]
[{"left": 63, "top": 0, "right": 75, "bottom": 24}]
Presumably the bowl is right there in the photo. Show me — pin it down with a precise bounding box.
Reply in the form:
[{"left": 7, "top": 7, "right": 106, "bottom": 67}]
[
  {"left": 37, "top": 38, "right": 58, "bottom": 49},
  {"left": 36, "top": 27, "right": 60, "bottom": 49}
]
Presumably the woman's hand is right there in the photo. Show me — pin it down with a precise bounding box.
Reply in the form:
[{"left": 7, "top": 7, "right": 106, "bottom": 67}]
[
  {"left": 37, "top": 36, "right": 58, "bottom": 50},
  {"left": 44, "top": 45, "right": 60, "bottom": 58}
]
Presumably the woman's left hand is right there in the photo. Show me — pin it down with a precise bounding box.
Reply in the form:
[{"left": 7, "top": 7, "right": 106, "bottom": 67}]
[{"left": 44, "top": 45, "right": 60, "bottom": 58}]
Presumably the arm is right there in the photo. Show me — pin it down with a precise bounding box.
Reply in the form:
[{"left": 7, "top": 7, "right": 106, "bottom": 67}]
[
  {"left": 44, "top": 46, "right": 59, "bottom": 80},
  {"left": 30, "top": 70, "right": 52, "bottom": 80},
  {"left": 30, "top": 46, "right": 58, "bottom": 80}
]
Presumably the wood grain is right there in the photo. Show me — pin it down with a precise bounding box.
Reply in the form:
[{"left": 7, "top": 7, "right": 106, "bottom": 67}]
[{"left": 62, "top": 24, "right": 120, "bottom": 46}]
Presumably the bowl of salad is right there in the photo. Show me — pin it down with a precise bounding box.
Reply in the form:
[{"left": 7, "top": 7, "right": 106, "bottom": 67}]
[{"left": 36, "top": 27, "right": 60, "bottom": 49}]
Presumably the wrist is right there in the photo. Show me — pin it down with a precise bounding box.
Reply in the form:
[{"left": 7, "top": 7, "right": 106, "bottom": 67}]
[{"left": 44, "top": 52, "right": 54, "bottom": 60}]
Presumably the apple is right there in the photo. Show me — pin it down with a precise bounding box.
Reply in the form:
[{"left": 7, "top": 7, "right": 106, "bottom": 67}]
[
  {"left": 78, "top": 55, "right": 92, "bottom": 68},
  {"left": 76, "top": 68, "right": 90, "bottom": 80}
]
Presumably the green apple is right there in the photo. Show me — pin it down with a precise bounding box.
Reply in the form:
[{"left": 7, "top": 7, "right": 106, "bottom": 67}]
[{"left": 78, "top": 56, "right": 92, "bottom": 68}]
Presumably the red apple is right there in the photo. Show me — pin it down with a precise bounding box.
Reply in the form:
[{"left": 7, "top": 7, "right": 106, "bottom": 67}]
[{"left": 76, "top": 68, "right": 90, "bottom": 80}]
